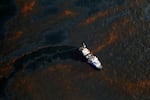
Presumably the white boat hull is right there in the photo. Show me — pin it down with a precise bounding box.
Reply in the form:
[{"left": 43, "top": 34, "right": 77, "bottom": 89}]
[{"left": 79, "top": 43, "right": 103, "bottom": 69}]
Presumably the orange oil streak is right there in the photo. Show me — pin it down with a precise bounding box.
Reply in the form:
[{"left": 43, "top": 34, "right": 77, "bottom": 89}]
[
  {"left": 14, "top": 31, "right": 23, "bottom": 38},
  {"left": 64, "top": 10, "right": 77, "bottom": 16},
  {"left": 8, "top": 31, "right": 24, "bottom": 40},
  {"left": 83, "top": 10, "right": 109, "bottom": 25},
  {"left": 0, "top": 63, "right": 13, "bottom": 79},
  {"left": 80, "top": 0, "right": 146, "bottom": 25},
  {"left": 122, "top": 80, "right": 150, "bottom": 95},
  {"left": 92, "top": 15, "right": 137, "bottom": 53},
  {"left": 92, "top": 32, "right": 118, "bottom": 53},
  {"left": 21, "top": 1, "right": 35, "bottom": 16}
]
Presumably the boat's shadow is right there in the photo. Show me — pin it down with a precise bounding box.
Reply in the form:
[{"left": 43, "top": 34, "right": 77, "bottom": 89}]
[{"left": 12, "top": 45, "right": 87, "bottom": 73}]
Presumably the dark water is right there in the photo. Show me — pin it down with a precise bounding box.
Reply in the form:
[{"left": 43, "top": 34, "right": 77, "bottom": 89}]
[
  {"left": 0, "top": 0, "right": 17, "bottom": 40},
  {"left": 0, "top": 0, "right": 150, "bottom": 100}
]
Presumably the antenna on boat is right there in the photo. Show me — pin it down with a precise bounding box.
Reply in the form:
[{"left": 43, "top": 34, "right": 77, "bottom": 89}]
[{"left": 83, "top": 42, "right": 86, "bottom": 48}]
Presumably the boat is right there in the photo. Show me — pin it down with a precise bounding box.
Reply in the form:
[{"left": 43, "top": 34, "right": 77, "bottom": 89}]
[{"left": 79, "top": 43, "right": 103, "bottom": 69}]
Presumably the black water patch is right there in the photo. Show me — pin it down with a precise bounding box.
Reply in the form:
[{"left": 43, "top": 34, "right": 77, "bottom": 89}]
[
  {"left": 40, "top": 0, "right": 53, "bottom": 6},
  {"left": 0, "top": 0, "right": 17, "bottom": 40},
  {"left": 74, "top": 0, "right": 125, "bottom": 8},
  {"left": 31, "top": 6, "right": 59, "bottom": 22},
  {"left": 0, "top": 78, "right": 7, "bottom": 99},
  {"left": 39, "top": 0, "right": 65, "bottom": 7},
  {"left": 45, "top": 6, "right": 59, "bottom": 15},
  {"left": 44, "top": 30, "right": 69, "bottom": 44},
  {"left": 87, "top": 8, "right": 100, "bottom": 16},
  {"left": 74, "top": 0, "right": 102, "bottom": 7}
]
